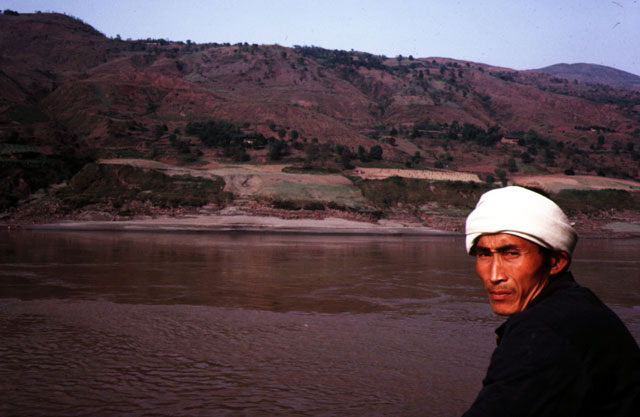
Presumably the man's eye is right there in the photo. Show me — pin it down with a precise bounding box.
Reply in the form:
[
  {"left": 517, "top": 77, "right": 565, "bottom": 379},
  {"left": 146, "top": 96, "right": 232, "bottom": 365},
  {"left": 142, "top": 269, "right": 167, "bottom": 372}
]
[{"left": 506, "top": 251, "right": 520, "bottom": 257}]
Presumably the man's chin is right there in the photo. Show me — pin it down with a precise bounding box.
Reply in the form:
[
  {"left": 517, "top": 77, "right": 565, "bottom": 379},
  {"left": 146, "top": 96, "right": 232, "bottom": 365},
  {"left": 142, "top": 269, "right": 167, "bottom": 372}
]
[{"left": 489, "top": 301, "right": 517, "bottom": 316}]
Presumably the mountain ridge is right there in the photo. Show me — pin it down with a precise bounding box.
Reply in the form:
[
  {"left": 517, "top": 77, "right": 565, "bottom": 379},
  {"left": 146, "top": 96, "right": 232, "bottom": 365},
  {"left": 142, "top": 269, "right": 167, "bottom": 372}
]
[
  {"left": 1, "top": 11, "right": 639, "bottom": 227},
  {"left": 533, "top": 63, "right": 640, "bottom": 90}
]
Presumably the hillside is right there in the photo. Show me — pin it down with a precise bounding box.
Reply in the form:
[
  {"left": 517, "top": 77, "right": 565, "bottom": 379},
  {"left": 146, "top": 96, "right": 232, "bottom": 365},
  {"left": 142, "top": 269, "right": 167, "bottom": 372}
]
[
  {"left": 1, "top": 11, "right": 639, "bottom": 234},
  {"left": 534, "top": 63, "right": 640, "bottom": 90}
]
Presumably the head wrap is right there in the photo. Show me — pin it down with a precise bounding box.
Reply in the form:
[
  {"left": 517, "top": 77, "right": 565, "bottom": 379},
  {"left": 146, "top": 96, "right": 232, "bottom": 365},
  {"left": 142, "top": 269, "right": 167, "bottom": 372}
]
[{"left": 465, "top": 186, "right": 578, "bottom": 255}]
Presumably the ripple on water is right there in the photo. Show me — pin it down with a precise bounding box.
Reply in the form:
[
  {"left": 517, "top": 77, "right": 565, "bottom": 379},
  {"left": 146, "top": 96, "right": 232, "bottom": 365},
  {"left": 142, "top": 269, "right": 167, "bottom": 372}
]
[{"left": 0, "top": 298, "right": 496, "bottom": 416}]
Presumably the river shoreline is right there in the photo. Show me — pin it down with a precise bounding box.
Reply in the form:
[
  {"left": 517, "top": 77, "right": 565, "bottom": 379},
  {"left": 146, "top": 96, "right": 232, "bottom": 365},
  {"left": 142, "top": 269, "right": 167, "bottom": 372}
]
[
  {"left": 3, "top": 202, "right": 639, "bottom": 238},
  {"left": 4, "top": 212, "right": 639, "bottom": 238},
  {"left": 22, "top": 214, "right": 457, "bottom": 236}
]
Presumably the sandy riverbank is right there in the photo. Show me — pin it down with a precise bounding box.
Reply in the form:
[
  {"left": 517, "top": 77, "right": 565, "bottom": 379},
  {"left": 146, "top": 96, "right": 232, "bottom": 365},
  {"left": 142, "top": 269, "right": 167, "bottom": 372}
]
[
  {"left": 20, "top": 211, "right": 640, "bottom": 239},
  {"left": 25, "top": 214, "right": 457, "bottom": 236}
]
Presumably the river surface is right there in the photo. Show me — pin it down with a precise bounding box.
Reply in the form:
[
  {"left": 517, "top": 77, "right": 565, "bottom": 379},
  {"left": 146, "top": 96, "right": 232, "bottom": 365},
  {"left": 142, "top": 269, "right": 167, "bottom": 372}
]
[{"left": 1, "top": 231, "right": 638, "bottom": 416}]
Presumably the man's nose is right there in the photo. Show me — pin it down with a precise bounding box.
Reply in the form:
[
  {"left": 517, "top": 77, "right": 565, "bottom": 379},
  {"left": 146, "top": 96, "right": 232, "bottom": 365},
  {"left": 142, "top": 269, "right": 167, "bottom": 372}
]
[{"left": 489, "top": 255, "right": 505, "bottom": 283}]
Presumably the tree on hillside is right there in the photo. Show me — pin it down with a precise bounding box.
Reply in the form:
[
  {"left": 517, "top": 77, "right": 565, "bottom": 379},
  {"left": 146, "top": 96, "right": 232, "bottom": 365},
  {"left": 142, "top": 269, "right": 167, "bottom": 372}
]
[
  {"left": 544, "top": 148, "right": 556, "bottom": 165},
  {"left": 186, "top": 120, "right": 239, "bottom": 148},
  {"left": 153, "top": 124, "right": 167, "bottom": 139},
  {"left": 369, "top": 145, "right": 383, "bottom": 160},
  {"left": 612, "top": 141, "right": 622, "bottom": 154},
  {"left": 448, "top": 120, "right": 461, "bottom": 139},
  {"left": 461, "top": 123, "right": 484, "bottom": 142},
  {"left": 303, "top": 142, "right": 334, "bottom": 169},
  {"left": 340, "top": 147, "right": 354, "bottom": 169},
  {"left": 227, "top": 145, "right": 249, "bottom": 162},
  {"left": 303, "top": 144, "right": 320, "bottom": 169},
  {"left": 494, "top": 168, "right": 507, "bottom": 185},
  {"left": 479, "top": 124, "right": 502, "bottom": 146},
  {"left": 460, "top": 123, "right": 502, "bottom": 147},
  {"left": 268, "top": 139, "right": 289, "bottom": 161},
  {"left": 357, "top": 145, "right": 370, "bottom": 162}
]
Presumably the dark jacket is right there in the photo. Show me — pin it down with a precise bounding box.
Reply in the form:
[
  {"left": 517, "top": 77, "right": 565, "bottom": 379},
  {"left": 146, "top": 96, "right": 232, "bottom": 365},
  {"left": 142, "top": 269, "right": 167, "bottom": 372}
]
[{"left": 463, "top": 271, "right": 640, "bottom": 417}]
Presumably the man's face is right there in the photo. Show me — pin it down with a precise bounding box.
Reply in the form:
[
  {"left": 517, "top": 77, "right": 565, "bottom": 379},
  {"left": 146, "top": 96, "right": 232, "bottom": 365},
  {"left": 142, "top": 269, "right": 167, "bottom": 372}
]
[{"left": 474, "top": 233, "right": 552, "bottom": 316}]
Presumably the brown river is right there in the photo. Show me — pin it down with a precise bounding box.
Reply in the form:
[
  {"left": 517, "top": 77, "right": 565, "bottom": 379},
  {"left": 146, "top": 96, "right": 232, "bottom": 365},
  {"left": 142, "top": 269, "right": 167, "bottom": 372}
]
[{"left": 1, "top": 231, "right": 638, "bottom": 416}]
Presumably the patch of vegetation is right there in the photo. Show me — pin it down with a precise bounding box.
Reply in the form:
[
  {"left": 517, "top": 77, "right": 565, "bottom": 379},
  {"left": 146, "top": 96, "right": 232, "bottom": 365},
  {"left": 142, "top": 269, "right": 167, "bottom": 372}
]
[
  {"left": 111, "top": 148, "right": 147, "bottom": 159},
  {"left": 185, "top": 119, "right": 288, "bottom": 162},
  {"left": 491, "top": 71, "right": 518, "bottom": 83},
  {"left": 575, "top": 88, "right": 640, "bottom": 112},
  {"left": 3, "top": 105, "right": 49, "bottom": 124},
  {"left": 356, "top": 144, "right": 381, "bottom": 163},
  {"left": 267, "top": 139, "right": 290, "bottom": 161},
  {"left": 282, "top": 166, "right": 341, "bottom": 174},
  {"left": 297, "top": 142, "right": 339, "bottom": 170},
  {"left": 0, "top": 144, "right": 42, "bottom": 155},
  {"left": 185, "top": 119, "right": 242, "bottom": 147},
  {"left": 294, "top": 45, "right": 386, "bottom": 70},
  {"left": 56, "top": 163, "right": 229, "bottom": 209},
  {"left": 460, "top": 123, "right": 503, "bottom": 147},
  {"left": 0, "top": 142, "right": 90, "bottom": 209},
  {"left": 351, "top": 176, "right": 493, "bottom": 211},
  {"left": 552, "top": 189, "right": 640, "bottom": 215},
  {"left": 574, "top": 125, "right": 616, "bottom": 133},
  {"left": 271, "top": 199, "right": 326, "bottom": 211}
]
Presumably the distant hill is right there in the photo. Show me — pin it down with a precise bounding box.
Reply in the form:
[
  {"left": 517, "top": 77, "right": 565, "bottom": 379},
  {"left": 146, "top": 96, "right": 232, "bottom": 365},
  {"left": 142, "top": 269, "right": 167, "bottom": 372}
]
[{"left": 533, "top": 63, "right": 640, "bottom": 90}]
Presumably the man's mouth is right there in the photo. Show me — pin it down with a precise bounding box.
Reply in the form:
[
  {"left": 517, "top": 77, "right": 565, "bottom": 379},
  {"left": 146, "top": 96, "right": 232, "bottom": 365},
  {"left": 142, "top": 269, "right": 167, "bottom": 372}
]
[{"left": 488, "top": 290, "right": 512, "bottom": 301}]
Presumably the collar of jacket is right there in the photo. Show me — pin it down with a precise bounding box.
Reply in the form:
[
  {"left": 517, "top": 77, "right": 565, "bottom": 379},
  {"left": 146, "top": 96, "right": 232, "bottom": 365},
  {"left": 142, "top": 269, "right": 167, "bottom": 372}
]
[{"left": 494, "top": 271, "right": 579, "bottom": 344}]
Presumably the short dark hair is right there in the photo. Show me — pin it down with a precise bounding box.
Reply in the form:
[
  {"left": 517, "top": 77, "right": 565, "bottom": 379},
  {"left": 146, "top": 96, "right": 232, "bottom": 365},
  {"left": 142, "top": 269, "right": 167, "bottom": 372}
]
[
  {"left": 538, "top": 246, "right": 553, "bottom": 268},
  {"left": 538, "top": 245, "right": 571, "bottom": 275}
]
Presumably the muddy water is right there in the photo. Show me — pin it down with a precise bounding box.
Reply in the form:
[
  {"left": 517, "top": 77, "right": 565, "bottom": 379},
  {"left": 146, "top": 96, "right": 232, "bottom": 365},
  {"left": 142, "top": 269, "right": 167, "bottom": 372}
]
[{"left": 1, "top": 232, "right": 638, "bottom": 416}]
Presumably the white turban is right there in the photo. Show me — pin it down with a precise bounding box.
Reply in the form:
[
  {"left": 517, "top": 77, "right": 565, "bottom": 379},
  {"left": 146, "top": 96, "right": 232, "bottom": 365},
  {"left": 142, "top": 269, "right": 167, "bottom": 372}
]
[{"left": 465, "top": 186, "right": 578, "bottom": 255}]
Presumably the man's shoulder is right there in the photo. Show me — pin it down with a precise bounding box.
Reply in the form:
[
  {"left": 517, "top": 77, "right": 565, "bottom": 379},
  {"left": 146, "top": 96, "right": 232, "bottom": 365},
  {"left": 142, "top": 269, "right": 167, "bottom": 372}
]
[
  {"left": 515, "top": 283, "right": 618, "bottom": 333},
  {"left": 502, "top": 281, "right": 638, "bottom": 358}
]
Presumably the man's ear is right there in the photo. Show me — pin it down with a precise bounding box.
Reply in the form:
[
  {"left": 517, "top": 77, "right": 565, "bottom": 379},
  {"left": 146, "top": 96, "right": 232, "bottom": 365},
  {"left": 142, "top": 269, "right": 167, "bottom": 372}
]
[{"left": 550, "top": 251, "right": 570, "bottom": 275}]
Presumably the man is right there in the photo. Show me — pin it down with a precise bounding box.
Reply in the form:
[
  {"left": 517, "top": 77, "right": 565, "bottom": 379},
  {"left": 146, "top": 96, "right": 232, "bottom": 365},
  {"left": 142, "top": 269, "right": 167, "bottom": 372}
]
[{"left": 462, "top": 186, "right": 639, "bottom": 417}]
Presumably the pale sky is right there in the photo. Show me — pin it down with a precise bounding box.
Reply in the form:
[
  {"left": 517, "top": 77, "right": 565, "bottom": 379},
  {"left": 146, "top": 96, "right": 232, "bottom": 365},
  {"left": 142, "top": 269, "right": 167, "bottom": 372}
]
[{"left": 4, "top": 0, "right": 640, "bottom": 75}]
